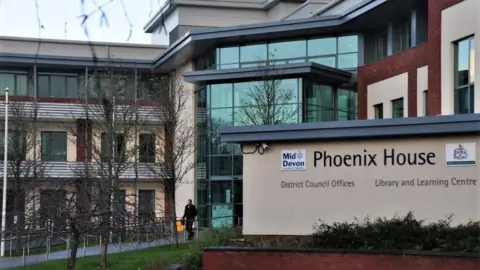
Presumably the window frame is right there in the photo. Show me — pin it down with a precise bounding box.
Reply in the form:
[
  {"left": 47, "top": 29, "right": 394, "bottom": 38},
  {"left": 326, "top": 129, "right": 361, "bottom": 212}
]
[
  {"left": 454, "top": 36, "right": 475, "bottom": 114},
  {"left": 41, "top": 131, "right": 68, "bottom": 162},
  {"left": 391, "top": 98, "right": 404, "bottom": 118},
  {"left": 374, "top": 103, "right": 384, "bottom": 119},
  {"left": 139, "top": 134, "right": 156, "bottom": 163},
  {"left": 37, "top": 73, "right": 79, "bottom": 98},
  {"left": 0, "top": 71, "right": 29, "bottom": 96}
]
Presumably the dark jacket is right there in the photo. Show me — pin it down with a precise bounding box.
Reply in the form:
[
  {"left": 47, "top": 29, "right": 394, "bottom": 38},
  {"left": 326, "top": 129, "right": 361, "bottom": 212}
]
[{"left": 183, "top": 204, "right": 197, "bottom": 220}]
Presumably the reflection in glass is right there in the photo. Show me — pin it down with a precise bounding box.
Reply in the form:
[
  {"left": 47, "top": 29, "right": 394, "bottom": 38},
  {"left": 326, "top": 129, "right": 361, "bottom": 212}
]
[
  {"left": 338, "top": 53, "right": 358, "bottom": 69},
  {"left": 391, "top": 98, "right": 404, "bottom": 118},
  {"left": 456, "top": 39, "right": 470, "bottom": 86},
  {"left": 454, "top": 86, "right": 474, "bottom": 114},
  {"left": 233, "top": 82, "right": 255, "bottom": 107},
  {"left": 470, "top": 38, "right": 475, "bottom": 84},
  {"left": 305, "top": 84, "right": 334, "bottom": 122},
  {"left": 209, "top": 108, "right": 233, "bottom": 131},
  {"left": 240, "top": 44, "right": 267, "bottom": 65},
  {"left": 210, "top": 83, "right": 233, "bottom": 108},
  {"left": 210, "top": 133, "right": 233, "bottom": 155},
  {"left": 219, "top": 47, "right": 239, "bottom": 69},
  {"left": 338, "top": 36, "right": 358, "bottom": 54},
  {"left": 268, "top": 40, "right": 306, "bottom": 61},
  {"left": 308, "top": 38, "right": 337, "bottom": 56},
  {"left": 211, "top": 157, "right": 233, "bottom": 176},
  {"left": 337, "top": 89, "right": 357, "bottom": 121},
  {"left": 310, "top": 57, "right": 336, "bottom": 67},
  {"left": 233, "top": 156, "right": 243, "bottom": 175}
]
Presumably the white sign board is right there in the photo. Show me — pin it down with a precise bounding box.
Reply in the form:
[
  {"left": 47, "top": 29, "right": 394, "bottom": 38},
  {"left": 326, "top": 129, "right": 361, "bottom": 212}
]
[
  {"left": 445, "top": 143, "right": 476, "bottom": 166},
  {"left": 281, "top": 149, "right": 306, "bottom": 171}
]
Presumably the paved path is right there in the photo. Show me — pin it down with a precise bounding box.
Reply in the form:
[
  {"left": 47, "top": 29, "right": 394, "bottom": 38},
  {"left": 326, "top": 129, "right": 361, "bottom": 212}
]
[{"left": 0, "top": 232, "right": 194, "bottom": 269}]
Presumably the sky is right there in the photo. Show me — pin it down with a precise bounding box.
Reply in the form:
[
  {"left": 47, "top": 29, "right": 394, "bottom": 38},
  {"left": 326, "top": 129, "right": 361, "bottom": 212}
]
[{"left": 0, "top": 0, "right": 166, "bottom": 44}]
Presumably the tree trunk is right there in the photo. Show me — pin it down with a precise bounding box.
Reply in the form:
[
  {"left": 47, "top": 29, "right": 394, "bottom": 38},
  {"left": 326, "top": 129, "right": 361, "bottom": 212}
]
[
  {"left": 170, "top": 200, "right": 178, "bottom": 248},
  {"left": 13, "top": 186, "right": 24, "bottom": 256},
  {"left": 67, "top": 232, "right": 80, "bottom": 270},
  {"left": 100, "top": 197, "right": 110, "bottom": 268},
  {"left": 100, "top": 237, "right": 109, "bottom": 268}
]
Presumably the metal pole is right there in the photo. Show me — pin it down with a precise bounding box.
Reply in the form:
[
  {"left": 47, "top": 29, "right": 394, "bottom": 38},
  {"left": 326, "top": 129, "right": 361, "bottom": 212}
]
[{"left": 1, "top": 87, "right": 9, "bottom": 257}]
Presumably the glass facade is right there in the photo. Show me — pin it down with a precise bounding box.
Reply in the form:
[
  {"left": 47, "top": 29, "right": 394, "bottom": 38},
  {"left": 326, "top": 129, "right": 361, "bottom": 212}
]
[
  {"left": 193, "top": 35, "right": 359, "bottom": 227},
  {"left": 195, "top": 79, "right": 357, "bottom": 227},
  {"left": 195, "top": 35, "right": 359, "bottom": 70}
]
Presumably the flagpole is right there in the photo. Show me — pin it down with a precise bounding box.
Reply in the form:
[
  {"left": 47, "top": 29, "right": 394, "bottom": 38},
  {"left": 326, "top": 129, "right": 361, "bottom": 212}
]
[{"left": 1, "top": 87, "right": 9, "bottom": 256}]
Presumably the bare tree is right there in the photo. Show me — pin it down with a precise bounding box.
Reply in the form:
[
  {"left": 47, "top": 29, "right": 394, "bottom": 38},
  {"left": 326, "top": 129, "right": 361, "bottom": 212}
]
[
  {"left": 145, "top": 71, "right": 195, "bottom": 248},
  {"left": 63, "top": 64, "right": 141, "bottom": 269},
  {"left": 0, "top": 99, "right": 46, "bottom": 255},
  {"left": 235, "top": 55, "right": 298, "bottom": 126}
]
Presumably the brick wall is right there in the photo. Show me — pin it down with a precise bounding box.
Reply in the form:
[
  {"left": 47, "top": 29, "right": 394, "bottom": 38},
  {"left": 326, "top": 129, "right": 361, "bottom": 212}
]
[
  {"left": 357, "top": 0, "right": 465, "bottom": 119},
  {"left": 203, "top": 248, "right": 480, "bottom": 270}
]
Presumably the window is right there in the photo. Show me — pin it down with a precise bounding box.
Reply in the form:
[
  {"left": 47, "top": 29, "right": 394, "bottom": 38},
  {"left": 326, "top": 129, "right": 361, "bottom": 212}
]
[
  {"left": 138, "top": 190, "right": 155, "bottom": 219},
  {"left": 139, "top": 134, "right": 155, "bottom": 163},
  {"left": 41, "top": 132, "right": 67, "bottom": 161},
  {"left": 393, "top": 20, "right": 411, "bottom": 53},
  {"left": 240, "top": 44, "right": 267, "bottom": 67},
  {"left": 337, "top": 89, "right": 357, "bottom": 121},
  {"left": 454, "top": 36, "right": 475, "bottom": 114},
  {"left": 391, "top": 98, "right": 404, "bottom": 118},
  {"left": 88, "top": 75, "right": 134, "bottom": 100},
  {"left": 337, "top": 36, "right": 359, "bottom": 68},
  {"left": 268, "top": 40, "right": 307, "bottom": 64},
  {"left": 218, "top": 47, "right": 239, "bottom": 69},
  {"left": 0, "top": 72, "right": 28, "bottom": 96},
  {"left": 374, "top": 103, "right": 383, "bottom": 119},
  {"left": 374, "top": 29, "right": 388, "bottom": 60},
  {"left": 39, "top": 189, "right": 67, "bottom": 228},
  {"left": 38, "top": 73, "right": 78, "bottom": 98},
  {"left": 0, "top": 131, "right": 27, "bottom": 161},
  {"left": 209, "top": 83, "right": 233, "bottom": 108},
  {"left": 305, "top": 84, "right": 334, "bottom": 122},
  {"left": 101, "top": 133, "right": 126, "bottom": 162}
]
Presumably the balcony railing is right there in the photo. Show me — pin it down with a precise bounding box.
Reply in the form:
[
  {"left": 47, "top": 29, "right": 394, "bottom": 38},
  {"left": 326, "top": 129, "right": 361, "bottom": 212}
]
[{"left": 0, "top": 161, "right": 164, "bottom": 180}]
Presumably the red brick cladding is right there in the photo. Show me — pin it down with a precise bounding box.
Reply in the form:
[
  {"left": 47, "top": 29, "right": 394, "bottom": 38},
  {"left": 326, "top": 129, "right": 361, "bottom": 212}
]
[
  {"left": 357, "top": 43, "right": 428, "bottom": 119},
  {"left": 357, "top": 0, "right": 465, "bottom": 119},
  {"left": 203, "top": 250, "right": 480, "bottom": 270}
]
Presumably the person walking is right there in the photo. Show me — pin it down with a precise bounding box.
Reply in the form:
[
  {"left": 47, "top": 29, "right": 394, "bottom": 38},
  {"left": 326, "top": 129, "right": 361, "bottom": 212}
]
[{"left": 182, "top": 199, "right": 197, "bottom": 240}]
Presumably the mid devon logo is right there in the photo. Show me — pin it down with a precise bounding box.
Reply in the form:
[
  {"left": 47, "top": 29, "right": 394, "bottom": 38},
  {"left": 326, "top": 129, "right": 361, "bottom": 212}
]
[
  {"left": 446, "top": 143, "right": 476, "bottom": 166},
  {"left": 281, "top": 150, "right": 306, "bottom": 171}
]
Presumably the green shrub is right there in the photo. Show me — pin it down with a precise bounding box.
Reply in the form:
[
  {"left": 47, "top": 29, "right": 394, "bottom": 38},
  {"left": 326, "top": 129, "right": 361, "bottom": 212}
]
[
  {"left": 312, "top": 211, "right": 480, "bottom": 252},
  {"left": 183, "top": 226, "right": 242, "bottom": 269}
]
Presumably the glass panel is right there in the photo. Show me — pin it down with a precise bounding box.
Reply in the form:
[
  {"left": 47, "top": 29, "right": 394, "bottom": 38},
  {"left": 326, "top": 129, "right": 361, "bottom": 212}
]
[
  {"left": 211, "top": 181, "right": 232, "bottom": 204},
  {"left": 278, "top": 78, "right": 299, "bottom": 103},
  {"left": 338, "top": 53, "right": 358, "bottom": 68},
  {"left": 308, "top": 37, "right": 337, "bottom": 56},
  {"left": 337, "top": 89, "right": 349, "bottom": 121},
  {"left": 268, "top": 40, "right": 306, "bottom": 61},
  {"left": 66, "top": 77, "right": 78, "bottom": 98},
  {"left": 338, "top": 36, "right": 358, "bottom": 53},
  {"left": 233, "top": 156, "right": 243, "bottom": 175},
  {"left": 210, "top": 108, "right": 233, "bottom": 131},
  {"left": 276, "top": 104, "right": 299, "bottom": 124},
  {"left": 310, "top": 57, "right": 336, "bottom": 67},
  {"left": 240, "top": 44, "right": 267, "bottom": 64},
  {"left": 374, "top": 103, "right": 383, "bottom": 119},
  {"left": 210, "top": 83, "right": 233, "bottom": 108},
  {"left": 456, "top": 39, "right": 470, "bottom": 87},
  {"left": 454, "top": 86, "right": 474, "bottom": 114},
  {"left": 469, "top": 38, "right": 475, "bottom": 84},
  {"left": 139, "top": 134, "right": 156, "bottom": 163},
  {"left": 233, "top": 82, "right": 252, "bottom": 107},
  {"left": 219, "top": 47, "right": 239, "bottom": 69},
  {"left": 210, "top": 156, "right": 233, "bottom": 176},
  {"left": 15, "top": 75, "right": 28, "bottom": 96},
  {"left": 0, "top": 74, "right": 15, "bottom": 95},
  {"left": 50, "top": 76, "right": 65, "bottom": 98},
  {"left": 210, "top": 133, "right": 232, "bottom": 155},
  {"left": 391, "top": 98, "right": 404, "bottom": 118},
  {"left": 42, "top": 132, "right": 67, "bottom": 161},
  {"left": 37, "top": 76, "right": 49, "bottom": 97},
  {"left": 305, "top": 84, "right": 334, "bottom": 122}
]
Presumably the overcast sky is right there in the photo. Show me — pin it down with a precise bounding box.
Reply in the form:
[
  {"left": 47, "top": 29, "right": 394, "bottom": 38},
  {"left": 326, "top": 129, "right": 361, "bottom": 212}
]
[{"left": 0, "top": 0, "right": 165, "bottom": 44}]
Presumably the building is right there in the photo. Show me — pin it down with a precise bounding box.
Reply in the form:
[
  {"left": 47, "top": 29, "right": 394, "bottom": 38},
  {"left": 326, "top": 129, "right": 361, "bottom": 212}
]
[
  {"left": 217, "top": 114, "right": 480, "bottom": 235},
  {"left": 0, "top": 0, "right": 477, "bottom": 229}
]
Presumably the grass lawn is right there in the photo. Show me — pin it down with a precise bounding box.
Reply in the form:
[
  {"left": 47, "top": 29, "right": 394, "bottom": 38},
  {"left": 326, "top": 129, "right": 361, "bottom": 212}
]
[{"left": 13, "top": 244, "right": 193, "bottom": 270}]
